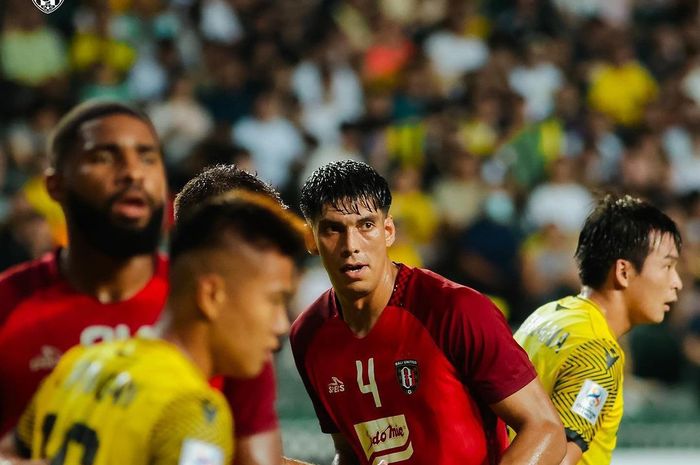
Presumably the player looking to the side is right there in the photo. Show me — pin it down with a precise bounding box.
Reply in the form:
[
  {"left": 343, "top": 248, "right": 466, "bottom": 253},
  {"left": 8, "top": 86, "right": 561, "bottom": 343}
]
[
  {"left": 290, "top": 160, "right": 566, "bottom": 465},
  {"left": 514, "top": 195, "right": 683, "bottom": 465},
  {"left": 0, "top": 102, "right": 290, "bottom": 465},
  {"left": 0, "top": 192, "right": 306, "bottom": 465}
]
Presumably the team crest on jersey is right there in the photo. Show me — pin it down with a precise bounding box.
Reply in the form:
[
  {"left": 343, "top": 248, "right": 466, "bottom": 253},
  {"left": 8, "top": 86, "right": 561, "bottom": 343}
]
[
  {"left": 395, "top": 359, "right": 419, "bottom": 394},
  {"left": 32, "top": 0, "right": 64, "bottom": 14}
]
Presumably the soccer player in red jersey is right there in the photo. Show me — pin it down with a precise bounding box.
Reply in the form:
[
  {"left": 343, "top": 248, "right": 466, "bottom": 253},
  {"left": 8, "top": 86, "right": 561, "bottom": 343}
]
[
  {"left": 291, "top": 160, "right": 566, "bottom": 465},
  {"left": 0, "top": 102, "right": 284, "bottom": 465}
]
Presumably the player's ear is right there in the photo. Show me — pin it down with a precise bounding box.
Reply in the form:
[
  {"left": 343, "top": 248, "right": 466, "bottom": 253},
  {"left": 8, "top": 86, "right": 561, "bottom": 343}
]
[
  {"left": 613, "top": 259, "right": 634, "bottom": 289},
  {"left": 304, "top": 223, "right": 319, "bottom": 255},
  {"left": 45, "top": 167, "right": 64, "bottom": 203},
  {"left": 384, "top": 213, "right": 396, "bottom": 248},
  {"left": 196, "top": 273, "right": 226, "bottom": 321}
]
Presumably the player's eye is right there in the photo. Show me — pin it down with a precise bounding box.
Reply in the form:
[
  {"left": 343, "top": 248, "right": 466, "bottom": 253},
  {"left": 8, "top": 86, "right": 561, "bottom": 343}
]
[
  {"left": 140, "top": 150, "right": 160, "bottom": 165},
  {"left": 91, "top": 150, "right": 114, "bottom": 164}
]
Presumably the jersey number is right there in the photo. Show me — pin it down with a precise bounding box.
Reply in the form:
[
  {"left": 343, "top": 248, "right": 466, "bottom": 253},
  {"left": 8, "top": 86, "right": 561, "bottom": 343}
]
[
  {"left": 356, "top": 358, "right": 382, "bottom": 408},
  {"left": 41, "top": 414, "right": 100, "bottom": 465}
]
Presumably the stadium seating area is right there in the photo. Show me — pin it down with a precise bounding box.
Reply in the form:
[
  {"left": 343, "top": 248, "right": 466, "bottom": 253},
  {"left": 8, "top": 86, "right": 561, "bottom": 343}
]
[{"left": 1, "top": 0, "right": 700, "bottom": 458}]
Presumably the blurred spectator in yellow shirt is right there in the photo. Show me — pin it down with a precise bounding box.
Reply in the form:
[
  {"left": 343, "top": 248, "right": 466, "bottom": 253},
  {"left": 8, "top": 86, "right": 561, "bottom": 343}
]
[{"left": 588, "top": 42, "right": 658, "bottom": 126}]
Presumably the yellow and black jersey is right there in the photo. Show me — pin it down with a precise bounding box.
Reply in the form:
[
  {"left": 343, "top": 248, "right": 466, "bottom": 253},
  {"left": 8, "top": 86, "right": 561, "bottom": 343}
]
[
  {"left": 16, "top": 337, "right": 233, "bottom": 465},
  {"left": 514, "top": 296, "right": 624, "bottom": 465}
]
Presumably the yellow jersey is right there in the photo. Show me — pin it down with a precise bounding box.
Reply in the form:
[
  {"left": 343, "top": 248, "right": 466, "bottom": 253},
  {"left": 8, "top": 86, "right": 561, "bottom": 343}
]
[
  {"left": 16, "top": 337, "right": 233, "bottom": 465},
  {"left": 514, "top": 296, "right": 624, "bottom": 465}
]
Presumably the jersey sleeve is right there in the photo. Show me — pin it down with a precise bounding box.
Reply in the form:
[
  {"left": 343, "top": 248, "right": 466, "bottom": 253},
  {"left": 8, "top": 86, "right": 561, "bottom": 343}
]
[
  {"left": 150, "top": 391, "right": 233, "bottom": 465},
  {"left": 448, "top": 291, "right": 537, "bottom": 404},
  {"left": 289, "top": 307, "right": 340, "bottom": 435},
  {"left": 551, "top": 339, "right": 623, "bottom": 452},
  {"left": 220, "top": 361, "right": 278, "bottom": 437}
]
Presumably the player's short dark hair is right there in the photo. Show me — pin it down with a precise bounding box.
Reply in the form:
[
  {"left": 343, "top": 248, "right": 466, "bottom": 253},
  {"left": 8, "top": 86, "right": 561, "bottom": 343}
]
[
  {"left": 299, "top": 160, "right": 392, "bottom": 222},
  {"left": 174, "top": 164, "right": 285, "bottom": 220},
  {"left": 575, "top": 194, "right": 682, "bottom": 289},
  {"left": 170, "top": 191, "right": 306, "bottom": 265},
  {"left": 48, "top": 100, "right": 156, "bottom": 170}
]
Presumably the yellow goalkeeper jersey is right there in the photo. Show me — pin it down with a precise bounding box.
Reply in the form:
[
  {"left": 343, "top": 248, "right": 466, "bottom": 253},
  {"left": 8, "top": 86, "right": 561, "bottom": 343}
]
[
  {"left": 16, "top": 337, "right": 233, "bottom": 465},
  {"left": 514, "top": 296, "right": 624, "bottom": 465}
]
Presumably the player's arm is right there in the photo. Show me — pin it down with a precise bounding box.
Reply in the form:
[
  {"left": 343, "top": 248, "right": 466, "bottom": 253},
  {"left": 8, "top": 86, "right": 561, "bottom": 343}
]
[
  {"left": 550, "top": 339, "right": 623, "bottom": 465},
  {"left": 449, "top": 292, "right": 565, "bottom": 464},
  {"left": 150, "top": 392, "right": 233, "bottom": 465},
  {"left": 490, "top": 378, "right": 566, "bottom": 465},
  {"left": 220, "top": 365, "right": 282, "bottom": 465},
  {"left": 330, "top": 434, "right": 358, "bottom": 465}
]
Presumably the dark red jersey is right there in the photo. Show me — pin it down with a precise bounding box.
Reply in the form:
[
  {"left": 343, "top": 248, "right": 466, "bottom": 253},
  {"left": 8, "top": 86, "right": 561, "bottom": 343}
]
[
  {"left": 0, "top": 250, "right": 277, "bottom": 438},
  {"left": 290, "top": 264, "right": 536, "bottom": 465}
]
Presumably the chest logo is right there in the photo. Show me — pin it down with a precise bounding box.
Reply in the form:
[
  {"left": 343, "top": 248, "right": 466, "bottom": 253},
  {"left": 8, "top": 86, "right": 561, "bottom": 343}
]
[
  {"left": 395, "top": 360, "right": 419, "bottom": 395},
  {"left": 328, "top": 376, "right": 345, "bottom": 394}
]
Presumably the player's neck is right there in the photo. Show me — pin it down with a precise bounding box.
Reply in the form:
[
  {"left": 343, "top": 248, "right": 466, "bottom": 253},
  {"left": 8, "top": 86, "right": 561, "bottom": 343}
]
[
  {"left": 337, "top": 261, "right": 398, "bottom": 337},
  {"left": 579, "top": 286, "right": 631, "bottom": 338},
  {"left": 60, "top": 242, "right": 156, "bottom": 304},
  {"left": 159, "top": 319, "right": 213, "bottom": 380}
]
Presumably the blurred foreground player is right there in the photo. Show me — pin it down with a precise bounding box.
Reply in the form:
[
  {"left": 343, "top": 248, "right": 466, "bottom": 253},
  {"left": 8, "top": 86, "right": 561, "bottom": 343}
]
[
  {"left": 291, "top": 160, "right": 565, "bottom": 465},
  {"left": 0, "top": 192, "right": 305, "bottom": 464},
  {"left": 0, "top": 102, "right": 288, "bottom": 465},
  {"left": 514, "top": 195, "right": 683, "bottom": 465}
]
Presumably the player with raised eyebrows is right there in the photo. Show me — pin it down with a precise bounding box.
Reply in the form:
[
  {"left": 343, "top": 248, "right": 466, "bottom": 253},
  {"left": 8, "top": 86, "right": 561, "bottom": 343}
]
[
  {"left": 291, "top": 160, "right": 566, "bottom": 465},
  {"left": 514, "top": 195, "right": 683, "bottom": 465},
  {"left": 0, "top": 192, "right": 306, "bottom": 465}
]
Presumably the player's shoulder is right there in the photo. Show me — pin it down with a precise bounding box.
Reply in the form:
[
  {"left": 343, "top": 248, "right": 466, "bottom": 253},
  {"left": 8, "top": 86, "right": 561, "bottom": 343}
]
[
  {"left": 407, "top": 266, "right": 495, "bottom": 315},
  {"left": 0, "top": 251, "right": 61, "bottom": 323},
  {"left": 290, "top": 288, "right": 335, "bottom": 342}
]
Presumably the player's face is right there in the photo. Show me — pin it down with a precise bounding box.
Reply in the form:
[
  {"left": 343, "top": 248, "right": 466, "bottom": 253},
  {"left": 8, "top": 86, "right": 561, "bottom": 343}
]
[
  {"left": 311, "top": 202, "right": 396, "bottom": 299},
  {"left": 626, "top": 232, "right": 682, "bottom": 324},
  {"left": 215, "top": 244, "right": 293, "bottom": 378},
  {"left": 52, "top": 114, "right": 167, "bottom": 230}
]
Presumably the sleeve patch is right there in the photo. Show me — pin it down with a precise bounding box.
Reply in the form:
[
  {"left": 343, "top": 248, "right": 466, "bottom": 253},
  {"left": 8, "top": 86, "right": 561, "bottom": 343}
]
[
  {"left": 571, "top": 379, "right": 608, "bottom": 425},
  {"left": 178, "top": 439, "right": 224, "bottom": 465}
]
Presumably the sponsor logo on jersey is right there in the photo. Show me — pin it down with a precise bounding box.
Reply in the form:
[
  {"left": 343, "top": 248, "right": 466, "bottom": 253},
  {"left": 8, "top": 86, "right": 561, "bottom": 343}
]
[
  {"left": 80, "top": 324, "right": 154, "bottom": 346},
  {"left": 29, "top": 345, "right": 63, "bottom": 371},
  {"left": 354, "top": 414, "right": 413, "bottom": 465},
  {"left": 179, "top": 438, "right": 224, "bottom": 465},
  {"left": 328, "top": 376, "right": 345, "bottom": 393},
  {"left": 395, "top": 360, "right": 418, "bottom": 394},
  {"left": 571, "top": 379, "right": 608, "bottom": 425},
  {"left": 32, "top": 0, "right": 64, "bottom": 14}
]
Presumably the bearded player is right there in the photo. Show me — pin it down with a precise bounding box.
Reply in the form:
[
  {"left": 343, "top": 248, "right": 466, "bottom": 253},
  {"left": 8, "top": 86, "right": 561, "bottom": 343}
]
[{"left": 0, "top": 101, "right": 286, "bottom": 465}]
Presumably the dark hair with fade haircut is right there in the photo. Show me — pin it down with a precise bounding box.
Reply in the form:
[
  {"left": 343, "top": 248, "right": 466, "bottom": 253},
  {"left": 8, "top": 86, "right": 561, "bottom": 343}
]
[
  {"left": 169, "top": 191, "right": 306, "bottom": 265},
  {"left": 174, "top": 164, "right": 285, "bottom": 220},
  {"left": 48, "top": 100, "right": 156, "bottom": 170},
  {"left": 299, "top": 160, "right": 392, "bottom": 222},
  {"left": 575, "top": 194, "right": 682, "bottom": 289}
]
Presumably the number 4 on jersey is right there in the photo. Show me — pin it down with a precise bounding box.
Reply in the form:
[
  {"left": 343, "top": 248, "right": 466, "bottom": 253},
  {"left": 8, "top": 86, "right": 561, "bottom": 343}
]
[{"left": 356, "top": 358, "right": 382, "bottom": 408}]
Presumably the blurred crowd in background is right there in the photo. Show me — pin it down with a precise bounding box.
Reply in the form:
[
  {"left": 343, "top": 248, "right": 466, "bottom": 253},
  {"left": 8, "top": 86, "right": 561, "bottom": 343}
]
[{"left": 2, "top": 0, "right": 700, "bottom": 414}]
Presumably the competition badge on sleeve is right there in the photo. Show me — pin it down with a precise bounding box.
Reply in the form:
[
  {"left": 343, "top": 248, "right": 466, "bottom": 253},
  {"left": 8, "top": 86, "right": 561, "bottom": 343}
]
[
  {"left": 571, "top": 379, "right": 608, "bottom": 424},
  {"left": 395, "top": 360, "right": 419, "bottom": 395},
  {"left": 32, "top": 0, "right": 64, "bottom": 14}
]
